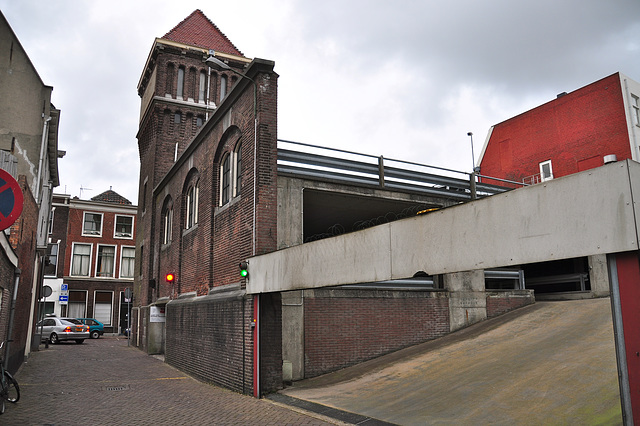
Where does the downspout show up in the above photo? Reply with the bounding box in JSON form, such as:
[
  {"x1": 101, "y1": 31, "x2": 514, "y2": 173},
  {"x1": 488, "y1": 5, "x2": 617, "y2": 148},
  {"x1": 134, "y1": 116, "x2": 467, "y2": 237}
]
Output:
[
  {"x1": 4, "y1": 268, "x2": 21, "y2": 371},
  {"x1": 206, "y1": 66, "x2": 212, "y2": 120},
  {"x1": 36, "y1": 115, "x2": 52, "y2": 201}
]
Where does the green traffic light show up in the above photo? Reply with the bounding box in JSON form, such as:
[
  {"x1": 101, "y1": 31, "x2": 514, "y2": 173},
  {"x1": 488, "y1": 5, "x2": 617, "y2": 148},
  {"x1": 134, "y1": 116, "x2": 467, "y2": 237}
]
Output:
[{"x1": 240, "y1": 269, "x2": 248, "y2": 277}]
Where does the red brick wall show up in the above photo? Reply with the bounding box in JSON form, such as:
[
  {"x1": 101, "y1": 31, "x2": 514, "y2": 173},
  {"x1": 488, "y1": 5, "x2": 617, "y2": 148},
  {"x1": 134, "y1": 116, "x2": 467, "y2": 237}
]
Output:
[
  {"x1": 486, "y1": 290, "x2": 535, "y2": 318},
  {"x1": 480, "y1": 73, "x2": 631, "y2": 184},
  {"x1": 304, "y1": 290, "x2": 450, "y2": 378}
]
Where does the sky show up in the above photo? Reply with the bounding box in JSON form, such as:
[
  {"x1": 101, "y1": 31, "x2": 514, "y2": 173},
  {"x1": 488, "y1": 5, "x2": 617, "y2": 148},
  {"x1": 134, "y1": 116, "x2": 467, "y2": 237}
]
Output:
[{"x1": 1, "y1": 1, "x2": 639, "y2": 204}]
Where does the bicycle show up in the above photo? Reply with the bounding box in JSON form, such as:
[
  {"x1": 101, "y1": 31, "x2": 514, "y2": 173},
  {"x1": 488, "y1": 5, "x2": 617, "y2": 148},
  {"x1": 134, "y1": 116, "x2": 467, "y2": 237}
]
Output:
[{"x1": 0, "y1": 341, "x2": 20, "y2": 415}]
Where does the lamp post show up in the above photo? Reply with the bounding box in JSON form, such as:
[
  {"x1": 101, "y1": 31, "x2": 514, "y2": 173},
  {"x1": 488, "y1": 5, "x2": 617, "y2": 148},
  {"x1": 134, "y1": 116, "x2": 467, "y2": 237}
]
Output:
[
  {"x1": 205, "y1": 53, "x2": 258, "y2": 256},
  {"x1": 467, "y1": 132, "x2": 477, "y2": 200}
]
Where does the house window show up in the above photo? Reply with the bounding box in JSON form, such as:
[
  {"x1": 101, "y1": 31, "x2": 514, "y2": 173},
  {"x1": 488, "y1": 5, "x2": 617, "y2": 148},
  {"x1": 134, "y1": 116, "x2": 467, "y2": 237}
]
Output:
[
  {"x1": 220, "y1": 154, "x2": 231, "y2": 206},
  {"x1": 96, "y1": 245, "x2": 116, "y2": 278},
  {"x1": 44, "y1": 243, "x2": 58, "y2": 277},
  {"x1": 220, "y1": 74, "x2": 227, "y2": 100},
  {"x1": 196, "y1": 116, "x2": 203, "y2": 127},
  {"x1": 632, "y1": 94, "x2": 640, "y2": 127},
  {"x1": 120, "y1": 246, "x2": 135, "y2": 279},
  {"x1": 48, "y1": 207, "x2": 55, "y2": 234},
  {"x1": 539, "y1": 160, "x2": 554, "y2": 181},
  {"x1": 199, "y1": 71, "x2": 206, "y2": 103},
  {"x1": 94, "y1": 291, "x2": 113, "y2": 326},
  {"x1": 234, "y1": 143, "x2": 242, "y2": 197},
  {"x1": 142, "y1": 180, "x2": 147, "y2": 213},
  {"x1": 68, "y1": 290, "x2": 87, "y2": 318},
  {"x1": 71, "y1": 243, "x2": 92, "y2": 277},
  {"x1": 177, "y1": 66, "x2": 185, "y2": 99},
  {"x1": 186, "y1": 182, "x2": 199, "y2": 229},
  {"x1": 82, "y1": 212, "x2": 103, "y2": 236},
  {"x1": 162, "y1": 201, "x2": 173, "y2": 245},
  {"x1": 174, "y1": 112, "x2": 181, "y2": 124},
  {"x1": 114, "y1": 215, "x2": 134, "y2": 239}
]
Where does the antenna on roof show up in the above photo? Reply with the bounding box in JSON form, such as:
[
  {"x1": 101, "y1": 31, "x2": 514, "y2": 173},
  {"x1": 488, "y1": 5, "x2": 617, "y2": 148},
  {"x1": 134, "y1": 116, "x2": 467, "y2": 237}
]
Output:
[{"x1": 80, "y1": 185, "x2": 92, "y2": 199}]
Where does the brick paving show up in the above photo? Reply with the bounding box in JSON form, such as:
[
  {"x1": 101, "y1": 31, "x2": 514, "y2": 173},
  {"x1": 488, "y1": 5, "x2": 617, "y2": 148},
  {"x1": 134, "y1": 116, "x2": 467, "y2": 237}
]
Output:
[{"x1": 2, "y1": 336, "x2": 339, "y2": 425}]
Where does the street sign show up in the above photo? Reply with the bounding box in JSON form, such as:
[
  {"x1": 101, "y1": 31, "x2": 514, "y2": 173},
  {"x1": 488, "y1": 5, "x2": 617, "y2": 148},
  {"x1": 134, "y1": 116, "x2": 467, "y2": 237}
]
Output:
[
  {"x1": 0, "y1": 168, "x2": 23, "y2": 231},
  {"x1": 42, "y1": 285, "x2": 52, "y2": 298},
  {"x1": 61, "y1": 284, "x2": 68, "y2": 291},
  {"x1": 59, "y1": 295, "x2": 68, "y2": 302}
]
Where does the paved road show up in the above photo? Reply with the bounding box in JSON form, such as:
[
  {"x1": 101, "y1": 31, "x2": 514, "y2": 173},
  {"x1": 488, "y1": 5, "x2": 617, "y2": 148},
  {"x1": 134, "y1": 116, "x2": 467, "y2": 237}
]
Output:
[
  {"x1": 3, "y1": 336, "x2": 340, "y2": 426},
  {"x1": 281, "y1": 298, "x2": 623, "y2": 425}
]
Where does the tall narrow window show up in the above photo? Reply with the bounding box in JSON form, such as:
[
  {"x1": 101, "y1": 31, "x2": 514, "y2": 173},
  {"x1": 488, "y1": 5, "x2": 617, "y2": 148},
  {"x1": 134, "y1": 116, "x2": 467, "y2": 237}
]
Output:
[
  {"x1": 221, "y1": 155, "x2": 231, "y2": 205},
  {"x1": 177, "y1": 67, "x2": 185, "y2": 99},
  {"x1": 186, "y1": 182, "x2": 199, "y2": 229},
  {"x1": 71, "y1": 243, "x2": 92, "y2": 277},
  {"x1": 220, "y1": 75, "x2": 227, "y2": 100},
  {"x1": 120, "y1": 247, "x2": 136, "y2": 279},
  {"x1": 96, "y1": 245, "x2": 116, "y2": 278},
  {"x1": 165, "y1": 64, "x2": 175, "y2": 97},
  {"x1": 188, "y1": 68, "x2": 197, "y2": 101},
  {"x1": 234, "y1": 143, "x2": 242, "y2": 197},
  {"x1": 141, "y1": 180, "x2": 147, "y2": 213},
  {"x1": 539, "y1": 160, "x2": 554, "y2": 182},
  {"x1": 94, "y1": 291, "x2": 113, "y2": 326},
  {"x1": 632, "y1": 94, "x2": 640, "y2": 126},
  {"x1": 199, "y1": 71, "x2": 206, "y2": 103},
  {"x1": 162, "y1": 201, "x2": 173, "y2": 244},
  {"x1": 48, "y1": 207, "x2": 55, "y2": 234}
]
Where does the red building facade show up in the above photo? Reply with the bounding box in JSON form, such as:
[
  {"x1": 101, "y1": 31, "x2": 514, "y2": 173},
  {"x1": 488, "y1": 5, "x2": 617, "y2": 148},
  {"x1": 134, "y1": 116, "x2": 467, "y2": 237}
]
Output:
[{"x1": 478, "y1": 72, "x2": 640, "y2": 185}]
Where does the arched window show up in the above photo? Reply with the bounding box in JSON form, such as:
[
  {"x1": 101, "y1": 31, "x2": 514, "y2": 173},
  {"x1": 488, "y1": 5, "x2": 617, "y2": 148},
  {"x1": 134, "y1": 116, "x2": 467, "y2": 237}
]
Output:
[
  {"x1": 188, "y1": 67, "x2": 197, "y2": 101},
  {"x1": 177, "y1": 66, "x2": 185, "y2": 100},
  {"x1": 165, "y1": 63, "x2": 175, "y2": 97},
  {"x1": 220, "y1": 153, "x2": 231, "y2": 206},
  {"x1": 186, "y1": 181, "x2": 199, "y2": 229},
  {"x1": 162, "y1": 198, "x2": 173, "y2": 245},
  {"x1": 220, "y1": 74, "x2": 227, "y2": 101},
  {"x1": 199, "y1": 71, "x2": 206, "y2": 103},
  {"x1": 234, "y1": 142, "x2": 242, "y2": 197}
]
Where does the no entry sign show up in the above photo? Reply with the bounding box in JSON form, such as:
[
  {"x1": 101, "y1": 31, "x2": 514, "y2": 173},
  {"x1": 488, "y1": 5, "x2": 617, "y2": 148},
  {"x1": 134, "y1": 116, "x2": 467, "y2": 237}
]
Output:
[{"x1": 0, "y1": 168, "x2": 23, "y2": 231}]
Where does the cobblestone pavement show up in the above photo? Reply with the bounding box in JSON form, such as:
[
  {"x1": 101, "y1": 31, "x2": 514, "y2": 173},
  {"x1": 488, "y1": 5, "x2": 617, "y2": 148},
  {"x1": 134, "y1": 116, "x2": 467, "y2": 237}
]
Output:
[{"x1": 2, "y1": 336, "x2": 339, "y2": 426}]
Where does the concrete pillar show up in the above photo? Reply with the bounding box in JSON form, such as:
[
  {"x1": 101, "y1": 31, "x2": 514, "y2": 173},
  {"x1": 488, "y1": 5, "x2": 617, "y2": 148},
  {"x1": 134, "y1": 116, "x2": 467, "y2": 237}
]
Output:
[
  {"x1": 588, "y1": 254, "x2": 610, "y2": 297},
  {"x1": 281, "y1": 290, "x2": 304, "y2": 381},
  {"x1": 443, "y1": 269, "x2": 486, "y2": 332}
]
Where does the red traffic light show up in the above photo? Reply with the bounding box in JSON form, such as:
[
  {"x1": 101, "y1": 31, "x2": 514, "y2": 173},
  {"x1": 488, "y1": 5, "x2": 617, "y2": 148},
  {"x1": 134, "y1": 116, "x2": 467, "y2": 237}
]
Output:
[{"x1": 165, "y1": 273, "x2": 175, "y2": 282}]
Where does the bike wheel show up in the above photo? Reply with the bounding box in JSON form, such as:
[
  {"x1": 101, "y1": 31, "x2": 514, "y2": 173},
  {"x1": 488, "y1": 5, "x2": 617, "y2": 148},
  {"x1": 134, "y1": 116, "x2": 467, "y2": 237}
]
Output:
[{"x1": 3, "y1": 372, "x2": 19, "y2": 403}]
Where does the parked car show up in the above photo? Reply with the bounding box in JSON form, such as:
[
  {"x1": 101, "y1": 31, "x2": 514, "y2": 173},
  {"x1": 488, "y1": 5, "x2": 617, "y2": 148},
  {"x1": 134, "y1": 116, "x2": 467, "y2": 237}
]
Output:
[
  {"x1": 76, "y1": 318, "x2": 105, "y2": 339},
  {"x1": 37, "y1": 317, "x2": 89, "y2": 344}
]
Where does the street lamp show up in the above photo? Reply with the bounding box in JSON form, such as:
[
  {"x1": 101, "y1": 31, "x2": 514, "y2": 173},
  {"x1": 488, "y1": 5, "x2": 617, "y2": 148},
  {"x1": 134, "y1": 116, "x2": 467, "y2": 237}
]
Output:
[{"x1": 205, "y1": 52, "x2": 258, "y2": 257}]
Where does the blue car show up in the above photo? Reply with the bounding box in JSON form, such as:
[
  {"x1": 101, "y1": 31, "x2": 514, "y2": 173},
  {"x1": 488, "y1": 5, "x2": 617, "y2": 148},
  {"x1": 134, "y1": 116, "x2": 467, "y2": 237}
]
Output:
[{"x1": 77, "y1": 318, "x2": 105, "y2": 339}]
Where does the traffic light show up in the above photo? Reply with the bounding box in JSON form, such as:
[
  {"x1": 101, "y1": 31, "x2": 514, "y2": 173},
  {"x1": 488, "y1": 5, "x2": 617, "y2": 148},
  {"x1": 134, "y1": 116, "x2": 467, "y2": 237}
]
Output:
[
  {"x1": 165, "y1": 273, "x2": 175, "y2": 282},
  {"x1": 239, "y1": 261, "x2": 248, "y2": 278}
]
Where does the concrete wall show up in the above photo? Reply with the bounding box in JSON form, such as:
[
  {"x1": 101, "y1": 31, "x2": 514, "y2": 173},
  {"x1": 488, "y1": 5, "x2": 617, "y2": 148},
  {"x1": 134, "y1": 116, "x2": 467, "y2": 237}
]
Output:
[{"x1": 249, "y1": 160, "x2": 640, "y2": 294}]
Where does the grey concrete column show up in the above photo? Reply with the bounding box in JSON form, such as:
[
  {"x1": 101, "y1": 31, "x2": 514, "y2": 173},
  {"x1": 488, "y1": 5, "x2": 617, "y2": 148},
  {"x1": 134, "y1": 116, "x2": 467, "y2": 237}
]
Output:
[
  {"x1": 588, "y1": 254, "x2": 611, "y2": 297},
  {"x1": 281, "y1": 290, "x2": 304, "y2": 381},
  {"x1": 443, "y1": 269, "x2": 486, "y2": 332}
]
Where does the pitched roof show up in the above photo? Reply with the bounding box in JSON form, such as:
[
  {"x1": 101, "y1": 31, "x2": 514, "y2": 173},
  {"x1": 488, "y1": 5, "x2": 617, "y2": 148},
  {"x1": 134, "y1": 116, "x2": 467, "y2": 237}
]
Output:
[
  {"x1": 91, "y1": 189, "x2": 132, "y2": 205},
  {"x1": 162, "y1": 10, "x2": 243, "y2": 57}
]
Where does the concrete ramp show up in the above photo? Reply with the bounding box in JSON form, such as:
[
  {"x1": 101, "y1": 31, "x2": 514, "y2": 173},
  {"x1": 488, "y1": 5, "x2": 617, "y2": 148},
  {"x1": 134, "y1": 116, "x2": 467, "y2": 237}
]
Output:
[{"x1": 280, "y1": 298, "x2": 622, "y2": 425}]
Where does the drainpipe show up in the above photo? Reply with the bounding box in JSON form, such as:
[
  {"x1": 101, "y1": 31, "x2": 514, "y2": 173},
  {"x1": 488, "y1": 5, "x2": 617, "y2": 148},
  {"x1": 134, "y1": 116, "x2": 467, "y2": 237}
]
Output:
[
  {"x1": 36, "y1": 115, "x2": 52, "y2": 201},
  {"x1": 4, "y1": 268, "x2": 21, "y2": 371}
]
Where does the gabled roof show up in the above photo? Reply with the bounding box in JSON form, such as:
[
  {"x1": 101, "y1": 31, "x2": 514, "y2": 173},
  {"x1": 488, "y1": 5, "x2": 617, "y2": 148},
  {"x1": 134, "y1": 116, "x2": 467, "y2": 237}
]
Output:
[
  {"x1": 91, "y1": 189, "x2": 132, "y2": 205},
  {"x1": 162, "y1": 10, "x2": 243, "y2": 57}
]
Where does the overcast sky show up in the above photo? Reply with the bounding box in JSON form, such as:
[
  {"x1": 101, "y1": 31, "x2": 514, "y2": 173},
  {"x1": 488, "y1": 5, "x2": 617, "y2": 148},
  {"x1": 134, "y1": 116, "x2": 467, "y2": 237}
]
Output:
[{"x1": 1, "y1": 1, "x2": 639, "y2": 203}]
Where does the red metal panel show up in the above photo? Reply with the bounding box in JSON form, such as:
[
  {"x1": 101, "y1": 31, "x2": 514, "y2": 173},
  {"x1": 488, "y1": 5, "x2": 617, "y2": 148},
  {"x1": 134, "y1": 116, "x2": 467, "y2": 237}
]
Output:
[{"x1": 616, "y1": 251, "x2": 640, "y2": 421}]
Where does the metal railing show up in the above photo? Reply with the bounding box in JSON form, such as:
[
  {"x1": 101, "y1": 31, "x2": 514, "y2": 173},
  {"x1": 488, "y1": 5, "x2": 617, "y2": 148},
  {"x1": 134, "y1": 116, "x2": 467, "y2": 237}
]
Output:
[{"x1": 277, "y1": 140, "x2": 519, "y2": 200}]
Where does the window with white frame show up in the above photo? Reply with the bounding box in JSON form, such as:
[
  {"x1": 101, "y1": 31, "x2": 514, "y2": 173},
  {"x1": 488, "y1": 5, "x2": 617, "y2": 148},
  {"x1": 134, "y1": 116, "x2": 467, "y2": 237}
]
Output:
[
  {"x1": 48, "y1": 207, "x2": 55, "y2": 234},
  {"x1": 199, "y1": 71, "x2": 206, "y2": 103},
  {"x1": 120, "y1": 246, "x2": 135, "y2": 279},
  {"x1": 96, "y1": 245, "x2": 116, "y2": 278},
  {"x1": 539, "y1": 160, "x2": 554, "y2": 181},
  {"x1": 94, "y1": 291, "x2": 113, "y2": 326},
  {"x1": 186, "y1": 182, "x2": 199, "y2": 229},
  {"x1": 234, "y1": 143, "x2": 242, "y2": 197},
  {"x1": 71, "y1": 243, "x2": 92, "y2": 277},
  {"x1": 220, "y1": 74, "x2": 227, "y2": 100},
  {"x1": 220, "y1": 154, "x2": 231, "y2": 206},
  {"x1": 44, "y1": 243, "x2": 58, "y2": 277},
  {"x1": 82, "y1": 212, "x2": 103, "y2": 236},
  {"x1": 162, "y1": 199, "x2": 173, "y2": 245},
  {"x1": 114, "y1": 215, "x2": 134, "y2": 239},
  {"x1": 632, "y1": 94, "x2": 640, "y2": 127}
]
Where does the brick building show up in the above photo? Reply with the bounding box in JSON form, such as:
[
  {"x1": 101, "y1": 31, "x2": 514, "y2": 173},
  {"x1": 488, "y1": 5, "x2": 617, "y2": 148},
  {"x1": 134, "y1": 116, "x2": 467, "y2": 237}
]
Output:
[
  {"x1": 478, "y1": 72, "x2": 640, "y2": 184},
  {"x1": 43, "y1": 191, "x2": 136, "y2": 335},
  {"x1": 0, "y1": 11, "x2": 64, "y2": 374},
  {"x1": 133, "y1": 10, "x2": 536, "y2": 397}
]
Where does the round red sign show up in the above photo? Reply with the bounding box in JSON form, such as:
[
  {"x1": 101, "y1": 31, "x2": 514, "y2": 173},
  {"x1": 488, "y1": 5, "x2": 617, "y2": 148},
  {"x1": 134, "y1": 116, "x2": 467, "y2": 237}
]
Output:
[{"x1": 0, "y1": 169, "x2": 24, "y2": 231}]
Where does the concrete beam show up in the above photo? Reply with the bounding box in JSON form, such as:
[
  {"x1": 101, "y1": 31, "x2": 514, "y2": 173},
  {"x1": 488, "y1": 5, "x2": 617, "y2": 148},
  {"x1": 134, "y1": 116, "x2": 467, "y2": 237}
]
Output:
[{"x1": 247, "y1": 160, "x2": 640, "y2": 294}]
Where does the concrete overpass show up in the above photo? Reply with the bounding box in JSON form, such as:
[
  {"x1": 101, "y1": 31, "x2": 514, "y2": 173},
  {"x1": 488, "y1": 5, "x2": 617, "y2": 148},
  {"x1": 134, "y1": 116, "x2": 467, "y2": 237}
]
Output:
[{"x1": 248, "y1": 159, "x2": 640, "y2": 423}]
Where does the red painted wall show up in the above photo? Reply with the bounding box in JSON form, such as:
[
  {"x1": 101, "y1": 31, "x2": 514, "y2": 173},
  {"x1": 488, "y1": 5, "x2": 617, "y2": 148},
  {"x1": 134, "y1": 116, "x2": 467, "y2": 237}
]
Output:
[{"x1": 480, "y1": 73, "x2": 632, "y2": 184}]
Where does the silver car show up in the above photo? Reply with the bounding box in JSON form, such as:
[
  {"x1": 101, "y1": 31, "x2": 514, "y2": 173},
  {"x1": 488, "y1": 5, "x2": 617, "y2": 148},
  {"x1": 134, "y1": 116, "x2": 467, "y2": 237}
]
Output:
[{"x1": 37, "y1": 317, "x2": 90, "y2": 344}]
